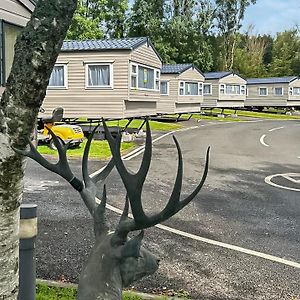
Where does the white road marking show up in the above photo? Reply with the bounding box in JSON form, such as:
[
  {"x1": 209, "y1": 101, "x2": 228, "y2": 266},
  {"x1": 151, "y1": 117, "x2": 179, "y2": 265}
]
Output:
[
  {"x1": 260, "y1": 134, "x2": 269, "y2": 147},
  {"x1": 100, "y1": 202, "x2": 300, "y2": 269},
  {"x1": 265, "y1": 173, "x2": 300, "y2": 192},
  {"x1": 269, "y1": 126, "x2": 284, "y2": 132},
  {"x1": 92, "y1": 120, "x2": 300, "y2": 269}
]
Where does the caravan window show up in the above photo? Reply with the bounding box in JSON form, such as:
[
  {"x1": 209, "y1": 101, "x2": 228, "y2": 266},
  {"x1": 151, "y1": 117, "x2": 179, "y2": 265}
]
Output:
[
  {"x1": 48, "y1": 65, "x2": 68, "y2": 88},
  {"x1": 86, "y1": 64, "x2": 113, "y2": 88},
  {"x1": 130, "y1": 63, "x2": 160, "y2": 91},
  {"x1": 1, "y1": 22, "x2": 22, "y2": 85},
  {"x1": 259, "y1": 87, "x2": 268, "y2": 96},
  {"x1": 160, "y1": 81, "x2": 169, "y2": 95},
  {"x1": 273, "y1": 87, "x2": 283, "y2": 96}
]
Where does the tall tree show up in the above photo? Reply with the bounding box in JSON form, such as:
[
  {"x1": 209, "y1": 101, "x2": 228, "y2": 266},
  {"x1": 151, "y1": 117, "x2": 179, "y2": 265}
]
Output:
[
  {"x1": 214, "y1": 0, "x2": 256, "y2": 70},
  {"x1": 233, "y1": 29, "x2": 267, "y2": 77},
  {"x1": 67, "y1": 0, "x2": 128, "y2": 40},
  {"x1": 270, "y1": 29, "x2": 300, "y2": 76},
  {"x1": 128, "y1": 0, "x2": 164, "y2": 38},
  {"x1": 66, "y1": 1, "x2": 104, "y2": 40},
  {"x1": 0, "y1": 1, "x2": 77, "y2": 299}
]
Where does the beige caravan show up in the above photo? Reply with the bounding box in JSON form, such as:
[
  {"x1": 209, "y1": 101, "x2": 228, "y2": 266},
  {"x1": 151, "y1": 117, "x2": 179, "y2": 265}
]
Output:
[
  {"x1": 0, "y1": 0, "x2": 34, "y2": 92},
  {"x1": 43, "y1": 37, "x2": 162, "y2": 119},
  {"x1": 203, "y1": 72, "x2": 246, "y2": 108},
  {"x1": 158, "y1": 64, "x2": 204, "y2": 114},
  {"x1": 246, "y1": 76, "x2": 298, "y2": 108}
]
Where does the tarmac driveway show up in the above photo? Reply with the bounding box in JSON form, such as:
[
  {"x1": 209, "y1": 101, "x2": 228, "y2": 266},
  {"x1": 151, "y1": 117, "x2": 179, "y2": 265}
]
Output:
[{"x1": 23, "y1": 119, "x2": 300, "y2": 300}]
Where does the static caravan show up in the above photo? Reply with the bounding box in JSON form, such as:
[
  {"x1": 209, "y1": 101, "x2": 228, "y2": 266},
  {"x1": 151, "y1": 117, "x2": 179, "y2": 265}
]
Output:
[
  {"x1": 0, "y1": 0, "x2": 34, "y2": 93},
  {"x1": 246, "y1": 76, "x2": 298, "y2": 108},
  {"x1": 158, "y1": 63, "x2": 204, "y2": 114},
  {"x1": 203, "y1": 71, "x2": 246, "y2": 108},
  {"x1": 288, "y1": 78, "x2": 300, "y2": 107},
  {"x1": 43, "y1": 37, "x2": 162, "y2": 119}
]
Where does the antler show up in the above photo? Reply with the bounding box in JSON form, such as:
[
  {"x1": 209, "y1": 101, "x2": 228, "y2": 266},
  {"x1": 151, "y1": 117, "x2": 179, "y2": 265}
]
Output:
[
  {"x1": 13, "y1": 125, "x2": 115, "y2": 236},
  {"x1": 103, "y1": 119, "x2": 210, "y2": 237}
]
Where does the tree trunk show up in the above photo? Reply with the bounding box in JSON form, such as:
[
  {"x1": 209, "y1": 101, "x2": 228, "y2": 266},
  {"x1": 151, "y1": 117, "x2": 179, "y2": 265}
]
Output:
[{"x1": 0, "y1": 0, "x2": 77, "y2": 298}]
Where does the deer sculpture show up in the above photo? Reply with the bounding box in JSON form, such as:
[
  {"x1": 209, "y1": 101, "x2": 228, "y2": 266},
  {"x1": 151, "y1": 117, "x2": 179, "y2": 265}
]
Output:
[{"x1": 14, "y1": 119, "x2": 209, "y2": 300}]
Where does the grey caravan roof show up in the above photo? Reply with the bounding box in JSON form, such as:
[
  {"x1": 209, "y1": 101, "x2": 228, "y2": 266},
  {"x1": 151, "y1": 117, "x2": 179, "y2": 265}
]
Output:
[
  {"x1": 162, "y1": 63, "x2": 203, "y2": 76},
  {"x1": 247, "y1": 76, "x2": 298, "y2": 85},
  {"x1": 61, "y1": 37, "x2": 163, "y2": 62},
  {"x1": 204, "y1": 71, "x2": 233, "y2": 80}
]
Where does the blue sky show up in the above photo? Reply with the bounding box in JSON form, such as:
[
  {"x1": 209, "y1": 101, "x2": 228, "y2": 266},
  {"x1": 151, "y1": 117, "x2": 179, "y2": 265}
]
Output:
[{"x1": 242, "y1": 0, "x2": 300, "y2": 35}]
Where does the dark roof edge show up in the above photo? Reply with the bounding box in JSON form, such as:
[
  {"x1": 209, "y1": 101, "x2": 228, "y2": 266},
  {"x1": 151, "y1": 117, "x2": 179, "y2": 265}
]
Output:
[
  {"x1": 163, "y1": 63, "x2": 204, "y2": 76},
  {"x1": 247, "y1": 76, "x2": 298, "y2": 85},
  {"x1": 18, "y1": 0, "x2": 35, "y2": 13},
  {"x1": 191, "y1": 64, "x2": 205, "y2": 77},
  {"x1": 61, "y1": 47, "x2": 132, "y2": 53},
  {"x1": 144, "y1": 37, "x2": 163, "y2": 63}
]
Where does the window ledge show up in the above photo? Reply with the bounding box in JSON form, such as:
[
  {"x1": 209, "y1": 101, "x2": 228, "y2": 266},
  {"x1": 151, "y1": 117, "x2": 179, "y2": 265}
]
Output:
[
  {"x1": 85, "y1": 86, "x2": 114, "y2": 90},
  {"x1": 47, "y1": 87, "x2": 68, "y2": 90}
]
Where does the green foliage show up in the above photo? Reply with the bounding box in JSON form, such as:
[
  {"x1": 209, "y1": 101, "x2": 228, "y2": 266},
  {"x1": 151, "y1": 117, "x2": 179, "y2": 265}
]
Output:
[
  {"x1": 66, "y1": 2, "x2": 104, "y2": 40},
  {"x1": 269, "y1": 30, "x2": 300, "y2": 76},
  {"x1": 38, "y1": 139, "x2": 135, "y2": 158},
  {"x1": 214, "y1": 0, "x2": 257, "y2": 70},
  {"x1": 233, "y1": 30, "x2": 267, "y2": 77},
  {"x1": 67, "y1": 0, "x2": 128, "y2": 40},
  {"x1": 36, "y1": 284, "x2": 170, "y2": 299},
  {"x1": 128, "y1": 0, "x2": 214, "y2": 71},
  {"x1": 66, "y1": 0, "x2": 300, "y2": 78}
]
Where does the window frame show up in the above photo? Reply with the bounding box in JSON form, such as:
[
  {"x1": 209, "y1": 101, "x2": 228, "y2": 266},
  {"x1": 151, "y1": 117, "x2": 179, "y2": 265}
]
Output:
[
  {"x1": 85, "y1": 62, "x2": 113, "y2": 89},
  {"x1": 241, "y1": 85, "x2": 246, "y2": 95},
  {"x1": 178, "y1": 81, "x2": 203, "y2": 96},
  {"x1": 203, "y1": 83, "x2": 212, "y2": 95},
  {"x1": 292, "y1": 87, "x2": 300, "y2": 96},
  {"x1": 160, "y1": 80, "x2": 169, "y2": 96},
  {"x1": 225, "y1": 84, "x2": 241, "y2": 95},
  {"x1": 130, "y1": 62, "x2": 160, "y2": 92},
  {"x1": 273, "y1": 87, "x2": 283, "y2": 96},
  {"x1": 259, "y1": 87, "x2": 268, "y2": 97},
  {"x1": 219, "y1": 84, "x2": 225, "y2": 94},
  {"x1": 1, "y1": 20, "x2": 23, "y2": 86},
  {"x1": 48, "y1": 64, "x2": 68, "y2": 89}
]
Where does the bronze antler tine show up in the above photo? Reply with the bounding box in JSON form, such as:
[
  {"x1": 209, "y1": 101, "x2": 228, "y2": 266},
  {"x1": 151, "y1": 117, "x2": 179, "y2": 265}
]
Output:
[
  {"x1": 135, "y1": 119, "x2": 152, "y2": 187},
  {"x1": 82, "y1": 124, "x2": 101, "y2": 186},
  {"x1": 91, "y1": 131, "x2": 119, "y2": 184},
  {"x1": 130, "y1": 135, "x2": 184, "y2": 229},
  {"x1": 46, "y1": 126, "x2": 67, "y2": 156},
  {"x1": 155, "y1": 135, "x2": 183, "y2": 220},
  {"x1": 94, "y1": 184, "x2": 108, "y2": 237},
  {"x1": 13, "y1": 131, "x2": 84, "y2": 192},
  {"x1": 102, "y1": 119, "x2": 132, "y2": 185},
  {"x1": 119, "y1": 195, "x2": 129, "y2": 223},
  {"x1": 12, "y1": 138, "x2": 59, "y2": 174},
  {"x1": 178, "y1": 146, "x2": 210, "y2": 209}
]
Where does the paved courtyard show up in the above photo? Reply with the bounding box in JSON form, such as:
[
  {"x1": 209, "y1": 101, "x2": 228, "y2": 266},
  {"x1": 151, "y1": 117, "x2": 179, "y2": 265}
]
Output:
[{"x1": 23, "y1": 119, "x2": 300, "y2": 299}]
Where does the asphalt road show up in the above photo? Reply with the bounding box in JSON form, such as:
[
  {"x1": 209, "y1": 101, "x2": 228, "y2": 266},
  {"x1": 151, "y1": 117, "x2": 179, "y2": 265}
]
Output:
[{"x1": 23, "y1": 119, "x2": 300, "y2": 300}]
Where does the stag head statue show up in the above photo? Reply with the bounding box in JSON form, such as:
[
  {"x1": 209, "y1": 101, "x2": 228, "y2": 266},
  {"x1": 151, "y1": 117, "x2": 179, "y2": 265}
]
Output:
[{"x1": 14, "y1": 120, "x2": 209, "y2": 300}]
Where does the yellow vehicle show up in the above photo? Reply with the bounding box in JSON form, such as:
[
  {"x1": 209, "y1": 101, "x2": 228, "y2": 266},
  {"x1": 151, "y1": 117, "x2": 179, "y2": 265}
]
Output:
[{"x1": 37, "y1": 107, "x2": 84, "y2": 149}]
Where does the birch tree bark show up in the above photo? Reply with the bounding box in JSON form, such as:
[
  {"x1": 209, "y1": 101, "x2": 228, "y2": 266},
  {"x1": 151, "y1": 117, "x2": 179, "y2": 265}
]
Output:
[{"x1": 0, "y1": 1, "x2": 77, "y2": 299}]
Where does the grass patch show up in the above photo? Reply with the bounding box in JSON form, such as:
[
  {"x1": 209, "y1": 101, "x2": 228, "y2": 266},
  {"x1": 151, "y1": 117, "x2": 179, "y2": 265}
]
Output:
[
  {"x1": 36, "y1": 284, "x2": 169, "y2": 300},
  {"x1": 37, "y1": 139, "x2": 135, "y2": 159},
  {"x1": 107, "y1": 119, "x2": 182, "y2": 131},
  {"x1": 76, "y1": 118, "x2": 182, "y2": 131},
  {"x1": 202, "y1": 108, "x2": 300, "y2": 120}
]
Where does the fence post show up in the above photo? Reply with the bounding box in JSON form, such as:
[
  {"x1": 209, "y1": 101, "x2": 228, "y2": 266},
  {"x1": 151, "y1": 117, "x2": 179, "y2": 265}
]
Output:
[{"x1": 18, "y1": 204, "x2": 38, "y2": 300}]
